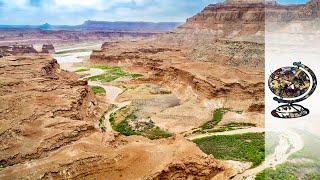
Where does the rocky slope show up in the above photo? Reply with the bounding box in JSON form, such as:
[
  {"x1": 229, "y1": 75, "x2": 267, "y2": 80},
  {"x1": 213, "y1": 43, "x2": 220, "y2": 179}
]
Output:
[
  {"x1": 90, "y1": 0, "x2": 266, "y2": 114},
  {"x1": 177, "y1": 0, "x2": 265, "y2": 43},
  {"x1": 0, "y1": 56, "x2": 239, "y2": 179},
  {"x1": 90, "y1": 0, "x2": 316, "y2": 130},
  {"x1": 91, "y1": 40, "x2": 265, "y2": 129},
  {"x1": 152, "y1": 0, "x2": 265, "y2": 69},
  {"x1": 92, "y1": 41, "x2": 264, "y2": 102},
  {"x1": 41, "y1": 44, "x2": 55, "y2": 53},
  {"x1": 0, "y1": 56, "x2": 103, "y2": 166}
]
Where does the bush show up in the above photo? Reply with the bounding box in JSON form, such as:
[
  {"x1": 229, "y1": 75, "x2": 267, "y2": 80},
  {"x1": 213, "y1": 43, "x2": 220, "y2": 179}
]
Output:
[
  {"x1": 202, "y1": 108, "x2": 230, "y2": 130},
  {"x1": 74, "y1": 68, "x2": 90, "y2": 72},
  {"x1": 110, "y1": 106, "x2": 171, "y2": 140},
  {"x1": 91, "y1": 86, "x2": 106, "y2": 95},
  {"x1": 193, "y1": 133, "x2": 265, "y2": 167},
  {"x1": 85, "y1": 65, "x2": 143, "y2": 82}
]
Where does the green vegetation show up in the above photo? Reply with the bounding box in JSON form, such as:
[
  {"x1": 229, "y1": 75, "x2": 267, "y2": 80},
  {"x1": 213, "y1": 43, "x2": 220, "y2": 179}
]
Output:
[
  {"x1": 91, "y1": 86, "x2": 106, "y2": 95},
  {"x1": 0, "y1": 160, "x2": 7, "y2": 170},
  {"x1": 159, "y1": 90, "x2": 172, "y2": 94},
  {"x1": 235, "y1": 110, "x2": 244, "y2": 114},
  {"x1": 143, "y1": 126, "x2": 172, "y2": 140},
  {"x1": 193, "y1": 133, "x2": 265, "y2": 167},
  {"x1": 74, "y1": 68, "x2": 90, "y2": 73},
  {"x1": 255, "y1": 170, "x2": 266, "y2": 180},
  {"x1": 256, "y1": 164, "x2": 302, "y2": 180},
  {"x1": 87, "y1": 74, "x2": 118, "y2": 82},
  {"x1": 109, "y1": 106, "x2": 171, "y2": 140},
  {"x1": 258, "y1": 162, "x2": 320, "y2": 180},
  {"x1": 201, "y1": 108, "x2": 246, "y2": 130},
  {"x1": 112, "y1": 109, "x2": 139, "y2": 136},
  {"x1": 186, "y1": 108, "x2": 254, "y2": 137},
  {"x1": 224, "y1": 122, "x2": 256, "y2": 127},
  {"x1": 191, "y1": 127, "x2": 240, "y2": 135},
  {"x1": 98, "y1": 114, "x2": 107, "y2": 132},
  {"x1": 307, "y1": 173, "x2": 320, "y2": 180},
  {"x1": 130, "y1": 74, "x2": 144, "y2": 78},
  {"x1": 84, "y1": 65, "x2": 143, "y2": 82},
  {"x1": 108, "y1": 104, "x2": 118, "y2": 111},
  {"x1": 256, "y1": 131, "x2": 320, "y2": 180},
  {"x1": 202, "y1": 108, "x2": 231, "y2": 130}
]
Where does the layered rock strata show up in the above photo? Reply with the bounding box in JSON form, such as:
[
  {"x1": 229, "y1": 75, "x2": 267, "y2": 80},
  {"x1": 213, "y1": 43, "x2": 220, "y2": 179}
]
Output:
[{"x1": 0, "y1": 56, "x2": 238, "y2": 179}]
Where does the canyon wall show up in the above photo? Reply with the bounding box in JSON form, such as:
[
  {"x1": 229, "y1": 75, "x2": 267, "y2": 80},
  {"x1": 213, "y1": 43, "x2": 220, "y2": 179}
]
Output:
[
  {"x1": 0, "y1": 56, "x2": 239, "y2": 179},
  {"x1": 0, "y1": 44, "x2": 55, "y2": 58},
  {"x1": 0, "y1": 30, "x2": 161, "y2": 46},
  {"x1": 177, "y1": 1, "x2": 265, "y2": 43},
  {"x1": 90, "y1": 0, "x2": 267, "y2": 113}
]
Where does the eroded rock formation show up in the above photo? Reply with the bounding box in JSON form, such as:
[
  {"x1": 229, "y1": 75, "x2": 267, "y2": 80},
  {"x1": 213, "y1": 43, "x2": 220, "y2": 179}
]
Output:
[
  {"x1": 177, "y1": 0, "x2": 265, "y2": 42},
  {"x1": 41, "y1": 44, "x2": 55, "y2": 53},
  {"x1": 0, "y1": 44, "x2": 56, "y2": 58},
  {"x1": 0, "y1": 56, "x2": 238, "y2": 179},
  {"x1": 90, "y1": 1, "x2": 267, "y2": 114},
  {"x1": 0, "y1": 45, "x2": 38, "y2": 58},
  {"x1": 0, "y1": 56, "x2": 102, "y2": 166},
  {"x1": 0, "y1": 30, "x2": 161, "y2": 46}
]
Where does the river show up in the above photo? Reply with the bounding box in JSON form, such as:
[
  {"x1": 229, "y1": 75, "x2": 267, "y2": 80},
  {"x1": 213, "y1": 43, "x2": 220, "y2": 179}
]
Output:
[
  {"x1": 53, "y1": 45, "x2": 131, "y2": 132},
  {"x1": 53, "y1": 45, "x2": 304, "y2": 180}
]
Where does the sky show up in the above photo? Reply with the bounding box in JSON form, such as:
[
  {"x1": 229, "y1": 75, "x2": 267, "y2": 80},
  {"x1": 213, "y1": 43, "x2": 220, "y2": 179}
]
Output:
[{"x1": 0, "y1": 0, "x2": 310, "y2": 25}]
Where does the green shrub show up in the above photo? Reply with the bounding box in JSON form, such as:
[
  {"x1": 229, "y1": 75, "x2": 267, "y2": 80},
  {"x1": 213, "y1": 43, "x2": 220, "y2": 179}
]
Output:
[
  {"x1": 110, "y1": 106, "x2": 171, "y2": 140},
  {"x1": 84, "y1": 65, "x2": 143, "y2": 82},
  {"x1": 142, "y1": 125, "x2": 172, "y2": 140},
  {"x1": 255, "y1": 170, "x2": 266, "y2": 180},
  {"x1": 257, "y1": 165, "x2": 296, "y2": 180},
  {"x1": 130, "y1": 74, "x2": 144, "y2": 78},
  {"x1": 98, "y1": 115, "x2": 107, "y2": 132},
  {"x1": 74, "y1": 68, "x2": 90, "y2": 72},
  {"x1": 0, "y1": 160, "x2": 7, "y2": 170},
  {"x1": 225, "y1": 122, "x2": 256, "y2": 127},
  {"x1": 202, "y1": 108, "x2": 230, "y2": 130},
  {"x1": 193, "y1": 133, "x2": 265, "y2": 167},
  {"x1": 114, "y1": 119, "x2": 139, "y2": 136},
  {"x1": 91, "y1": 86, "x2": 106, "y2": 95}
]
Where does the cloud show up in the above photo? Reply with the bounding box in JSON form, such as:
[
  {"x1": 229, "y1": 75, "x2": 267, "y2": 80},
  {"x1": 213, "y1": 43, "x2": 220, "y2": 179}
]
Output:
[{"x1": 0, "y1": 0, "x2": 223, "y2": 25}]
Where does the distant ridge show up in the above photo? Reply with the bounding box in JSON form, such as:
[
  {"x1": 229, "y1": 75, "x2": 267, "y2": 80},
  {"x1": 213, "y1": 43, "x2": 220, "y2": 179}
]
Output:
[{"x1": 0, "y1": 21, "x2": 183, "y2": 31}]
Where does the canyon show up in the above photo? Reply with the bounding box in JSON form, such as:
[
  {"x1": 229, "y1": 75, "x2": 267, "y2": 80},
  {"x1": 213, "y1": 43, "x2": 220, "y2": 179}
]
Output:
[
  {"x1": 0, "y1": 29, "x2": 161, "y2": 46},
  {"x1": 0, "y1": 56, "x2": 241, "y2": 179},
  {"x1": 1, "y1": 0, "x2": 319, "y2": 179}
]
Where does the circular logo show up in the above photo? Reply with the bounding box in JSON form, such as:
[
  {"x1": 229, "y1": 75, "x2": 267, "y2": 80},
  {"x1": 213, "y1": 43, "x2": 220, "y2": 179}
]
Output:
[{"x1": 268, "y1": 67, "x2": 310, "y2": 99}]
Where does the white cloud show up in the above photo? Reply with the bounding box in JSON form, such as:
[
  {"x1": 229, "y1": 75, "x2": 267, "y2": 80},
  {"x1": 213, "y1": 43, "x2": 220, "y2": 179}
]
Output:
[
  {"x1": 51, "y1": 0, "x2": 147, "y2": 10},
  {"x1": 53, "y1": 0, "x2": 104, "y2": 8},
  {"x1": 0, "y1": 0, "x2": 221, "y2": 25},
  {"x1": 1, "y1": 0, "x2": 29, "y2": 8}
]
